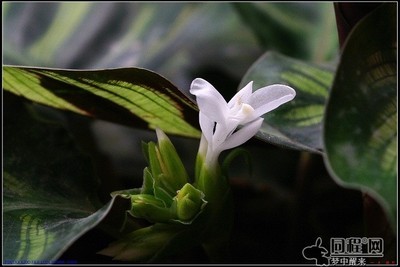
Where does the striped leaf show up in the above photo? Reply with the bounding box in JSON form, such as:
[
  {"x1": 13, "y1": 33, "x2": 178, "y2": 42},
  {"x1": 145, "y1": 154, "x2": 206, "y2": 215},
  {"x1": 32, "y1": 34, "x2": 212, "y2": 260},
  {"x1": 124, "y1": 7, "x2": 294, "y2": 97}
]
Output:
[
  {"x1": 3, "y1": 66, "x2": 201, "y2": 138},
  {"x1": 323, "y1": 3, "x2": 397, "y2": 225},
  {"x1": 3, "y1": 95, "x2": 129, "y2": 262},
  {"x1": 240, "y1": 52, "x2": 335, "y2": 153},
  {"x1": 3, "y1": 193, "x2": 119, "y2": 263}
]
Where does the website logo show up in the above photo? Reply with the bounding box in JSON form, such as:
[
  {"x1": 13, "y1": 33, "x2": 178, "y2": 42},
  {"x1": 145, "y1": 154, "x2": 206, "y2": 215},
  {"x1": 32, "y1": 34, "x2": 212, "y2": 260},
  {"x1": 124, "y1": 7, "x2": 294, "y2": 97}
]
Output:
[{"x1": 302, "y1": 237, "x2": 384, "y2": 266}]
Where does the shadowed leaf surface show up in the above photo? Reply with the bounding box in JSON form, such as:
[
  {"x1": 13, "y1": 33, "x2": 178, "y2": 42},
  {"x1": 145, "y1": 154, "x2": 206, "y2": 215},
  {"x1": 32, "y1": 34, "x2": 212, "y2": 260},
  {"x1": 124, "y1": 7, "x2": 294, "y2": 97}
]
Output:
[
  {"x1": 323, "y1": 3, "x2": 397, "y2": 226},
  {"x1": 2, "y1": 93, "x2": 130, "y2": 262}
]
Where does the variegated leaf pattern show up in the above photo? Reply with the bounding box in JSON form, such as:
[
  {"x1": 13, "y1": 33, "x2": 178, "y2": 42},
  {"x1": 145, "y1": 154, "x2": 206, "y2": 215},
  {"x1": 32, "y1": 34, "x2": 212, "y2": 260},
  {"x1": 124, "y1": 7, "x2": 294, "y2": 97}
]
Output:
[
  {"x1": 240, "y1": 52, "x2": 335, "y2": 153},
  {"x1": 323, "y1": 3, "x2": 397, "y2": 226},
  {"x1": 3, "y1": 66, "x2": 201, "y2": 138}
]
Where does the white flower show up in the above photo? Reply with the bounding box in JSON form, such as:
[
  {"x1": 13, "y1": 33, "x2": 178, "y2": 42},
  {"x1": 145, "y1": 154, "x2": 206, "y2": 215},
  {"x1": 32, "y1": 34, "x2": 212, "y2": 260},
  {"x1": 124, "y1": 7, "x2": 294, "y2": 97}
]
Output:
[{"x1": 190, "y1": 78, "x2": 296, "y2": 167}]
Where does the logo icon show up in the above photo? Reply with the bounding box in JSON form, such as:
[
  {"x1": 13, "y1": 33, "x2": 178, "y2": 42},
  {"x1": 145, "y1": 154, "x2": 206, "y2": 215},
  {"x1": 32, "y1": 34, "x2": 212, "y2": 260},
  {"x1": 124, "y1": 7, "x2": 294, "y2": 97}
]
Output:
[
  {"x1": 302, "y1": 237, "x2": 385, "y2": 266},
  {"x1": 302, "y1": 237, "x2": 330, "y2": 266}
]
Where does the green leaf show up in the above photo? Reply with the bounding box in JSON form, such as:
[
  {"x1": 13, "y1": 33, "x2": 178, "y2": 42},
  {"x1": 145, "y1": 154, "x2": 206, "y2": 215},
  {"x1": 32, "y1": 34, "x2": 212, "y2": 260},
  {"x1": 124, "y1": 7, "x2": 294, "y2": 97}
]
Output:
[
  {"x1": 240, "y1": 52, "x2": 335, "y2": 153},
  {"x1": 323, "y1": 3, "x2": 397, "y2": 226},
  {"x1": 3, "y1": 66, "x2": 201, "y2": 138},
  {"x1": 3, "y1": 193, "x2": 122, "y2": 263},
  {"x1": 2, "y1": 93, "x2": 124, "y2": 262}
]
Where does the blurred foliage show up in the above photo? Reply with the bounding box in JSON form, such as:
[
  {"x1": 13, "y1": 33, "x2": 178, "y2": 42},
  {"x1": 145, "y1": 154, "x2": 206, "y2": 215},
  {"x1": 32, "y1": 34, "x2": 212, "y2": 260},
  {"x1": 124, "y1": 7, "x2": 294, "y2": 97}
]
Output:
[
  {"x1": 2, "y1": 2, "x2": 262, "y2": 90},
  {"x1": 233, "y1": 2, "x2": 338, "y2": 62}
]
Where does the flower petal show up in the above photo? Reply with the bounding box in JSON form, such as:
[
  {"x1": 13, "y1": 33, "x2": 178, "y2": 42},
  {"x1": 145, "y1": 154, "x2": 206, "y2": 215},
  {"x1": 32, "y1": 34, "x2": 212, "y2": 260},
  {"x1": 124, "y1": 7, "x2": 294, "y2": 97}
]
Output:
[
  {"x1": 190, "y1": 78, "x2": 229, "y2": 124},
  {"x1": 220, "y1": 118, "x2": 264, "y2": 151},
  {"x1": 199, "y1": 112, "x2": 214, "y2": 145},
  {"x1": 248, "y1": 84, "x2": 296, "y2": 117},
  {"x1": 212, "y1": 122, "x2": 231, "y2": 151},
  {"x1": 227, "y1": 81, "x2": 253, "y2": 108}
]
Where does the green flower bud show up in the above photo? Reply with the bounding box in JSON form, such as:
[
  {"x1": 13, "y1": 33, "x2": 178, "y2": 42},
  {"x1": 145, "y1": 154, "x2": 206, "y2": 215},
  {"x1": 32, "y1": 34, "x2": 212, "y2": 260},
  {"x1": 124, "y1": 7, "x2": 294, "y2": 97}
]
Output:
[
  {"x1": 140, "y1": 167, "x2": 155, "y2": 195},
  {"x1": 146, "y1": 141, "x2": 163, "y2": 182},
  {"x1": 155, "y1": 128, "x2": 188, "y2": 191},
  {"x1": 173, "y1": 183, "x2": 207, "y2": 222},
  {"x1": 142, "y1": 129, "x2": 189, "y2": 197},
  {"x1": 130, "y1": 194, "x2": 173, "y2": 223}
]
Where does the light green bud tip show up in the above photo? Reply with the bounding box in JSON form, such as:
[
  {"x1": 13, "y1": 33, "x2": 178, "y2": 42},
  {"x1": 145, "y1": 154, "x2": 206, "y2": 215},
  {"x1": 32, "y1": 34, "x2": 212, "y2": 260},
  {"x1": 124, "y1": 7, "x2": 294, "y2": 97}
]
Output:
[{"x1": 175, "y1": 183, "x2": 206, "y2": 221}]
